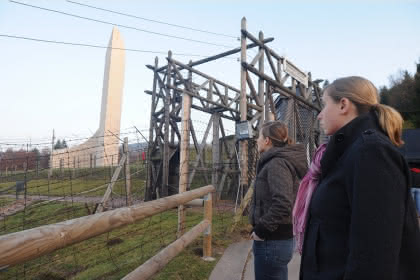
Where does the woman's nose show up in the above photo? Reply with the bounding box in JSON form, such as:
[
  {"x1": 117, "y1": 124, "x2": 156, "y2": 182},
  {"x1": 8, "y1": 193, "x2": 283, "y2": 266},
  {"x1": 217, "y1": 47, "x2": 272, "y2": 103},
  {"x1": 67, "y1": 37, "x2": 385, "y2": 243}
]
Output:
[{"x1": 317, "y1": 111, "x2": 323, "y2": 120}]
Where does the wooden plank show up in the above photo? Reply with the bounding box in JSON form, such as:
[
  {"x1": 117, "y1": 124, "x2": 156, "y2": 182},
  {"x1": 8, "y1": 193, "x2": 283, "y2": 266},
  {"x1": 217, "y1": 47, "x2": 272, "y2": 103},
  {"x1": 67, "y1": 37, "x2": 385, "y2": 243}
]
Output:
[
  {"x1": 169, "y1": 58, "x2": 241, "y2": 93},
  {"x1": 170, "y1": 85, "x2": 240, "y2": 114},
  {"x1": 258, "y1": 31, "x2": 265, "y2": 127},
  {"x1": 230, "y1": 183, "x2": 253, "y2": 232},
  {"x1": 250, "y1": 49, "x2": 263, "y2": 67},
  {"x1": 267, "y1": 85, "x2": 276, "y2": 121},
  {"x1": 241, "y1": 29, "x2": 283, "y2": 62},
  {"x1": 162, "y1": 51, "x2": 172, "y2": 197},
  {"x1": 0, "y1": 185, "x2": 215, "y2": 269},
  {"x1": 242, "y1": 62, "x2": 321, "y2": 112},
  {"x1": 246, "y1": 72, "x2": 261, "y2": 107},
  {"x1": 265, "y1": 48, "x2": 280, "y2": 82},
  {"x1": 188, "y1": 115, "x2": 214, "y2": 188},
  {"x1": 189, "y1": 120, "x2": 210, "y2": 185},
  {"x1": 212, "y1": 113, "x2": 220, "y2": 194},
  {"x1": 96, "y1": 153, "x2": 127, "y2": 213},
  {"x1": 123, "y1": 220, "x2": 210, "y2": 280},
  {"x1": 240, "y1": 17, "x2": 249, "y2": 189},
  {"x1": 281, "y1": 73, "x2": 290, "y2": 85},
  {"x1": 203, "y1": 193, "x2": 213, "y2": 260},
  {"x1": 178, "y1": 75, "x2": 192, "y2": 236},
  {"x1": 153, "y1": 37, "x2": 274, "y2": 72},
  {"x1": 124, "y1": 138, "x2": 132, "y2": 206}
]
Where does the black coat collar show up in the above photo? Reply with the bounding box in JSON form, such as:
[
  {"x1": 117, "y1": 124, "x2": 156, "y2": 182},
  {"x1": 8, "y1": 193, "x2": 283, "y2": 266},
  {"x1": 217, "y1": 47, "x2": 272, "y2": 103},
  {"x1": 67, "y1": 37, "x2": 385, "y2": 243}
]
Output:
[{"x1": 320, "y1": 110, "x2": 384, "y2": 179}]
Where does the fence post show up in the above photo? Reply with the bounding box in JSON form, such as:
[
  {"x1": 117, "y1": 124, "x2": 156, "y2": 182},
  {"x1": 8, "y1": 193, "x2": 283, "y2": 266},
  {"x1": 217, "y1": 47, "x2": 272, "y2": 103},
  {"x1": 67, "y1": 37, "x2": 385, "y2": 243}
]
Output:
[
  {"x1": 124, "y1": 137, "x2": 132, "y2": 206},
  {"x1": 203, "y1": 192, "x2": 214, "y2": 261}
]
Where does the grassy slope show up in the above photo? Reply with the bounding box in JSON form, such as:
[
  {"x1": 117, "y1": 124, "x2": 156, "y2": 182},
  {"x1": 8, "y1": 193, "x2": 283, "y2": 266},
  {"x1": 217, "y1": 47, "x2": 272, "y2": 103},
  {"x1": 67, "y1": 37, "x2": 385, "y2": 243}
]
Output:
[{"x1": 0, "y1": 198, "x2": 248, "y2": 280}]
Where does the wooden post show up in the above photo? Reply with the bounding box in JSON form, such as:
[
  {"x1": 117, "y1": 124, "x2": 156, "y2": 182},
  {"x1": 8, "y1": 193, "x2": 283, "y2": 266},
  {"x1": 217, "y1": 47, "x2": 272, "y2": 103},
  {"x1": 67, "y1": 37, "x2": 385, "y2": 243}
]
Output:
[
  {"x1": 177, "y1": 63, "x2": 192, "y2": 237},
  {"x1": 95, "y1": 153, "x2": 127, "y2": 213},
  {"x1": 291, "y1": 79, "x2": 297, "y2": 142},
  {"x1": 124, "y1": 137, "x2": 132, "y2": 206},
  {"x1": 0, "y1": 185, "x2": 215, "y2": 269},
  {"x1": 145, "y1": 57, "x2": 158, "y2": 201},
  {"x1": 212, "y1": 113, "x2": 221, "y2": 198},
  {"x1": 240, "y1": 17, "x2": 249, "y2": 194},
  {"x1": 122, "y1": 220, "x2": 210, "y2": 280},
  {"x1": 162, "y1": 51, "x2": 172, "y2": 198},
  {"x1": 230, "y1": 181, "x2": 254, "y2": 233},
  {"x1": 203, "y1": 193, "x2": 214, "y2": 261},
  {"x1": 258, "y1": 31, "x2": 266, "y2": 126}
]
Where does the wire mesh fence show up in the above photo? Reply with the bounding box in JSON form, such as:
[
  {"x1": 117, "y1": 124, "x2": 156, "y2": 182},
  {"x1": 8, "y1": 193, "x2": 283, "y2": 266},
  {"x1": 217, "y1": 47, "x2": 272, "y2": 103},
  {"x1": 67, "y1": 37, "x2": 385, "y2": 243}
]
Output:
[{"x1": 0, "y1": 126, "x2": 245, "y2": 280}]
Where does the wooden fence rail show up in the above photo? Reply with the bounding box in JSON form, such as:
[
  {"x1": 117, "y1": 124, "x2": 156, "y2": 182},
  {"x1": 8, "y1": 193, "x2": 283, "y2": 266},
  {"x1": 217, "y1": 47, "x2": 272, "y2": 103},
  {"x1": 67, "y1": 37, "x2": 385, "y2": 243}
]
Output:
[{"x1": 0, "y1": 185, "x2": 215, "y2": 271}]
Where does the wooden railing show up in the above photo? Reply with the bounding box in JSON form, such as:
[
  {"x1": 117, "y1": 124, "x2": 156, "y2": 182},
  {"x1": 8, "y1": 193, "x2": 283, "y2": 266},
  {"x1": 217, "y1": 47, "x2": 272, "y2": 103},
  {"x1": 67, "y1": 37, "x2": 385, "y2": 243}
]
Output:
[{"x1": 0, "y1": 185, "x2": 215, "y2": 279}]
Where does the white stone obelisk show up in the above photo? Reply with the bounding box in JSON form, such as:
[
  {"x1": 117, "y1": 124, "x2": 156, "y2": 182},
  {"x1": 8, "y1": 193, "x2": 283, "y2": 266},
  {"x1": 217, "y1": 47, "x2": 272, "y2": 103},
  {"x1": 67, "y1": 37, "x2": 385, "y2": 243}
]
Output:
[{"x1": 52, "y1": 27, "x2": 125, "y2": 168}]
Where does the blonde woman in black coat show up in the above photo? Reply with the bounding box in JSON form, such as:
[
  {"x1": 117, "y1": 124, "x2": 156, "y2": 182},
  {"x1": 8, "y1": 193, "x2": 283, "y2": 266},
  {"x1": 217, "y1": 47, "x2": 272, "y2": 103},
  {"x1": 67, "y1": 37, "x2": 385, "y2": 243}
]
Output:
[{"x1": 300, "y1": 76, "x2": 420, "y2": 280}]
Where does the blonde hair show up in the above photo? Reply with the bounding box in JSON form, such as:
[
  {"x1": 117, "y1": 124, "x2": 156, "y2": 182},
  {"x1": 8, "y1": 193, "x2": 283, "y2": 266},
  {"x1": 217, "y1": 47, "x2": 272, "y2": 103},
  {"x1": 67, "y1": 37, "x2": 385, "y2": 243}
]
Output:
[
  {"x1": 260, "y1": 121, "x2": 294, "y2": 146},
  {"x1": 325, "y1": 76, "x2": 404, "y2": 146}
]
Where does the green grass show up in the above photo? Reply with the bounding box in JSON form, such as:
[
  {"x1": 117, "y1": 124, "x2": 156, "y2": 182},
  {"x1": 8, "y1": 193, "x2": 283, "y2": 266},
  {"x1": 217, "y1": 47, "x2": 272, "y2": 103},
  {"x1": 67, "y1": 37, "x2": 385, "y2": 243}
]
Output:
[
  {"x1": 0, "y1": 200, "x2": 246, "y2": 280},
  {"x1": 0, "y1": 197, "x2": 15, "y2": 208}
]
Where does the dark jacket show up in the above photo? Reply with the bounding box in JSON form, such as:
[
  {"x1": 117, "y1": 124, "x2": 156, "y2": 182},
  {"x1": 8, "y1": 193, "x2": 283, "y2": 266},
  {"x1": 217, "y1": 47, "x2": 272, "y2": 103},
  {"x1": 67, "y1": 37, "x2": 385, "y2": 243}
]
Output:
[
  {"x1": 410, "y1": 168, "x2": 420, "y2": 188},
  {"x1": 300, "y1": 111, "x2": 420, "y2": 280},
  {"x1": 250, "y1": 144, "x2": 307, "y2": 240}
]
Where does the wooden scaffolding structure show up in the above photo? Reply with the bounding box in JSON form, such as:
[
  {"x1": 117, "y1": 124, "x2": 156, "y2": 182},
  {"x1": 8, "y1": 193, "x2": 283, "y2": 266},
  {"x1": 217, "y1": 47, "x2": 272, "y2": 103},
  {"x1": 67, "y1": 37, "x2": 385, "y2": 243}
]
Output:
[{"x1": 144, "y1": 18, "x2": 323, "y2": 232}]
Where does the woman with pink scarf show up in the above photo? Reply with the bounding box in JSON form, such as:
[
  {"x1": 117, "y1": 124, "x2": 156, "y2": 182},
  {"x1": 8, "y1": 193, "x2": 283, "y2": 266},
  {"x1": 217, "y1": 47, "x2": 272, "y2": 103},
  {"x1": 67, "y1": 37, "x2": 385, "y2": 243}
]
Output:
[{"x1": 292, "y1": 143, "x2": 327, "y2": 254}]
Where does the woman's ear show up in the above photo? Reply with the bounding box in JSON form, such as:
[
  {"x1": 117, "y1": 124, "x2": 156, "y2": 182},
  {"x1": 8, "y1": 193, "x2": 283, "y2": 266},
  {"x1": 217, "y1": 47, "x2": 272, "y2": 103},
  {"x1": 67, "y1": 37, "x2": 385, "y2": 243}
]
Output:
[
  {"x1": 339, "y1": 97, "x2": 358, "y2": 117},
  {"x1": 339, "y1": 98, "x2": 350, "y2": 113}
]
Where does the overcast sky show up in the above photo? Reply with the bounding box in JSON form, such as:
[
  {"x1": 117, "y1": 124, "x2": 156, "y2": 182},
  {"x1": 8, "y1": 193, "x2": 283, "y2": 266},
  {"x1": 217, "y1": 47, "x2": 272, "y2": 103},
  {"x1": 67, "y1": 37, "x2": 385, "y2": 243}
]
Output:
[{"x1": 1, "y1": 0, "x2": 419, "y2": 146}]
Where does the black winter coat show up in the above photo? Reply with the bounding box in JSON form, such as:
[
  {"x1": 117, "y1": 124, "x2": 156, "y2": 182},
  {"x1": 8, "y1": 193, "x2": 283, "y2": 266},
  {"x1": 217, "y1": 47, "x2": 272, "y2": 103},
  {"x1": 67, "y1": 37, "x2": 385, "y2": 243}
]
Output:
[
  {"x1": 250, "y1": 144, "x2": 307, "y2": 240},
  {"x1": 300, "y1": 111, "x2": 420, "y2": 280}
]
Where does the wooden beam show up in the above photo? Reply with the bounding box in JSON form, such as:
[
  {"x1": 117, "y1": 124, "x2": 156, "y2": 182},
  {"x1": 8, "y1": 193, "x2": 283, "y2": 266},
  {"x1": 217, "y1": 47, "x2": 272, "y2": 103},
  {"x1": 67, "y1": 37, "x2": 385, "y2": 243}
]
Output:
[
  {"x1": 188, "y1": 115, "x2": 213, "y2": 188},
  {"x1": 0, "y1": 185, "x2": 215, "y2": 269},
  {"x1": 96, "y1": 153, "x2": 127, "y2": 213},
  {"x1": 241, "y1": 29, "x2": 283, "y2": 62},
  {"x1": 240, "y1": 17, "x2": 249, "y2": 190},
  {"x1": 230, "y1": 183, "x2": 254, "y2": 233},
  {"x1": 122, "y1": 220, "x2": 210, "y2": 280},
  {"x1": 169, "y1": 85, "x2": 240, "y2": 114},
  {"x1": 258, "y1": 31, "x2": 266, "y2": 127},
  {"x1": 212, "y1": 113, "x2": 220, "y2": 197},
  {"x1": 203, "y1": 193, "x2": 213, "y2": 261},
  {"x1": 145, "y1": 59, "x2": 159, "y2": 201},
  {"x1": 178, "y1": 72, "x2": 192, "y2": 236},
  {"x1": 162, "y1": 51, "x2": 172, "y2": 197},
  {"x1": 168, "y1": 58, "x2": 241, "y2": 93},
  {"x1": 153, "y1": 37, "x2": 275, "y2": 72},
  {"x1": 124, "y1": 137, "x2": 132, "y2": 206},
  {"x1": 250, "y1": 49, "x2": 263, "y2": 67},
  {"x1": 246, "y1": 72, "x2": 261, "y2": 107},
  {"x1": 242, "y1": 62, "x2": 321, "y2": 112}
]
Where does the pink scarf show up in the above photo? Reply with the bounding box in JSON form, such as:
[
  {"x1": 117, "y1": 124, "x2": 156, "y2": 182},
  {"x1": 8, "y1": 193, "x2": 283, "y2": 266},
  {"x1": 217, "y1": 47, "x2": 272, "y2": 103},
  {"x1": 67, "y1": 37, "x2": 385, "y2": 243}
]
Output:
[{"x1": 293, "y1": 143, "x2": 327, "y2": 254}]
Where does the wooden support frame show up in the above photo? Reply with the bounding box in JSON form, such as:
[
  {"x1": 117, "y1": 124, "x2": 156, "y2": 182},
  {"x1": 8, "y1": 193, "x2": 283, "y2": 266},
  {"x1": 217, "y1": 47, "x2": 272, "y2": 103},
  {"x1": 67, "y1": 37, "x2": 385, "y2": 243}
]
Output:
[{"x1": 144, "y1": 17, "x2": 324, "y2": 220}]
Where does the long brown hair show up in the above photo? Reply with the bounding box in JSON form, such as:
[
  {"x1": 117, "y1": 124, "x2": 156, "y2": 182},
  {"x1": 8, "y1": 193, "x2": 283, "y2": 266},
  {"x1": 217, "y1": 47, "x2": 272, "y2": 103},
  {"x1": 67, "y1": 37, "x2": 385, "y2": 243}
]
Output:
[
  {"x1": 325, "y1": 76, "x2": 404, "y2": 146},
  {"x1": 260, "y1": 121, "x2": 294, "y2": 147}
]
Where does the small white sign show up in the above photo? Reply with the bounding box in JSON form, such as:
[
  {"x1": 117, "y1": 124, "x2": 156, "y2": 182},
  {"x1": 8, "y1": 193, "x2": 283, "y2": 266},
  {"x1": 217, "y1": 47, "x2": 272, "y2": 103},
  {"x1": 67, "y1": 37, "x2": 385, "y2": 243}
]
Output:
[{"x1": 283, "y1": 58, "x2": 308, "y2": 88}]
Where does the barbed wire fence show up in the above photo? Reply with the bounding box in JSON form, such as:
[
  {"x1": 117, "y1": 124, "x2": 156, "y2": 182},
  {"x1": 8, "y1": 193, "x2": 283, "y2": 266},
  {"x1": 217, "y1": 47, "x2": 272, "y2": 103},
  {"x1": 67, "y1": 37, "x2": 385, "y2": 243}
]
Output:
[{"x1": 0, "y1": 120, "x2": 247, "y2": 279}]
